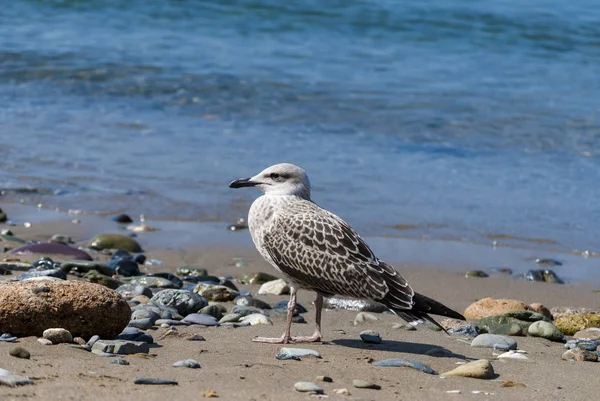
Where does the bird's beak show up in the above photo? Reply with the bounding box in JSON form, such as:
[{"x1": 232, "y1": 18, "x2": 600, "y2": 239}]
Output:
[{"x1": 229, "y1": 177, "x2": 258, "y2": 188}]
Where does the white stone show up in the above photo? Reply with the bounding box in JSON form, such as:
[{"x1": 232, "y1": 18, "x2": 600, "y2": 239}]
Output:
[
  {"x1": 258, "y1": 279, "x2": 289, "y2": 295},
  {"x1": 240, "y1": 313, "x2": 272, "y2": 326},
  {"x1": 497, "y1": 350, "x2": 529, "y2": 360}
]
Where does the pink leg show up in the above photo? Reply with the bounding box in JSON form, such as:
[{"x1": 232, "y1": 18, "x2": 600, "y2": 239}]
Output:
[
  {"x1": 290, "y1": 294, "x2": 323, "y2": 343},
  {"x1": 252, "y1": 286, "x2": 297, "y2": 344}
]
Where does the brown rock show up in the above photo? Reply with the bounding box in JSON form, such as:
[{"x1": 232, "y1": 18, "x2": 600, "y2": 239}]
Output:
[
  {"x1": 0, "y1": 280, "x2": 130, "y2": 338},
  {"x1": 441, "y1": 359, "x2": 494, "y2": 379},
  {"x1": 463, "y1": 298, "x2": 532, "y2": 320},
  {"x1": 529, "y1": 303, "x2": 553, "y2": 320},
  {"x1": 574, "y1": 327, "x2": 600, "y2": 340},
  {"x1": 562, "y1": 349, "x2": 598, "y2": 362}
]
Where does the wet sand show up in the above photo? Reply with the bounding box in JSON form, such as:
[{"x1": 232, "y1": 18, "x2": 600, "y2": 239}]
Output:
[{"x1": 1, "y1": 206, "x2": 599, "y2": 400}]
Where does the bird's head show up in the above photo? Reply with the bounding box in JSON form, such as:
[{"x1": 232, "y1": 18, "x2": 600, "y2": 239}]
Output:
[{"x1": 229, "y1": 163, "x2": 311, "y2": 200}]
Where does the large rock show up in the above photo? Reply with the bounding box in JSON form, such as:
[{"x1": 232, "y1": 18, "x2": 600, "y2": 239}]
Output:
[
  {"x1": 88, "y1": 233, "x2": 142, "y2": 253},
  {"x1": 464, "y1": 298, "x2": 531, "y2": 320},
  {"x1": 150, "y1": 289, "x2": 207, "y2": 316},
  {"x1": 0, "y1": 280, "x2": 130, "y2": 338}
]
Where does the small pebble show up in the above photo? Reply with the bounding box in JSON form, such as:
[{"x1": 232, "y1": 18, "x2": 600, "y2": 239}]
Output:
[
  {"x1": 134, "y1": 377, "x2": 178, "y2": 385},
  {"x1": 9, "y1": 347, "x2": 30, "y2": 359},
  {"x1": 471, "y1": 334, "x2": 517, "y2": 350},
  {"x1": 42, "y1": 328, "x2": 73, "y2": 344},
  {"x1": 441, "y1": 359, "x2": 494, "y2": 379},
  {"x1": 110, "y1": 358, "x2": 130, "y2": 365},
  {"x1": 353, "y1": 312, "x2": 379, "y2": 325},
  {"x1": 334, "y1": 388, "x2": 350, "y2": 395},
  {"x1": 186, "y1": 334, "x2": 207, "y2": 341},
  {"x1": 372, "y1": 358, "x2": 437, "y2": 374},
  {"x1": 173, "y1": 359, "x2": 201, "y2": 368},
  {"x1": 240, "y1": 313, "x2": 272, "y2": 326},
  {"x1": 352, "y1": 379, "x2": 380, "y2": 389},
  {"x1": 278, "y1": 348, "x2": 321, "y2": 359},
  {"x1": 0, "y1": 333, "x2": 17, "y2": 343},
  {"x1": 497, "y1": 350, "x2": 529, "y2": 360},
  {"x1": 359, "y1": 330, "x2": 382, "y2": 344},
  {"x1": 316, "y1": 376, "x2": 333, "y2": 382},
  {"x1": 0, "y1": 369, "x2": 12, "y2": 377},
  {"x1": 294, "y1": 381, "x2": 323, "y2": 394},
  {"x1": 0, "y1": 375, "x2": 34, "y2": 387},
  {"x1": 37, "y1": 338, "x2": 53, "y2": 346},
  {"x1": 182, "y1": 313, "x2": 218, "y2": 326}
]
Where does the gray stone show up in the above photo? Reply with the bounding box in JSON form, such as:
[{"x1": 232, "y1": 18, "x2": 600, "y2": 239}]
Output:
[
  {"x1": 128, "y1": 318, "x2": 154, "y2": 330},
  {"x1": 19, "y1": 269, "x2": 67, "y2": 281},
  {"x1": 182, "y1": 313, "x2": 218, "y2": 326},
  {"x1": 0, "y1": 375, "x2": 34, "y2": 387},
  {"x1": 110, "y1": 358, "x2": 130, "y2": 365},
  {"x1": 233, "y1": 295, "x2": 272, "y2": 310},
  {"x1": 42, "y1": 328, "x2": 72, "y2": 344},
  {"x1": 131, "y1": 308, "x2": 161, "y2": 324},
  {"x1": 59, "y1": 260, "x2": 113, "y2": 276},
  {"x1": 199, "y1": 304, "x2": 226, "y2": 320},
  {"x1": 352, "y1": 379, "x2": 381, "y2": 389},
  {"x1": 294, "y1": 381, "x2": 323, "y2": 393},
  {"x1": 150, "y1": 289, "x2": 208, "y2": 316},
  {"x1": 134, "y1": 377, "x2": 178, "y2": 385},
  {"x1": 0, "y1": 369, "x2": 12, "y2": 377},
  {"x1": 219, "y1": 313, "x2": 242, "y2": 324},
  {"x1": 115, "y1": 284, "x2": 153, "y2": 299},
  {"x1": 360, "y1": 330, "x2": 382, "y2": 344},
  {"x1": 9, "y1": 347, "x2": 30, "y2": 359},
  {"x1": 155, "y1": 319, "x2": 189, "y2": 326},
  {"x1": 471, "y1": 334, "x2": 517, "y2": 350},
  {"x1": 372, "y1": 358, "x2": 437, "y2": 374},
  {"x1": 527, "y1": 321, "x2": 565, "y2": 342},
  {"x1": 172, "y1": 359, "x2": 201, "y2": 368},
  {"x1": 448, "y1": 325, "x2": 479, "y2": 337},
  {"x1": 92, "y1": 340, "x2": 149, "y2": 355},
  {"x1": 130, "y1": 276, "x2": 177, "y2": 289}
]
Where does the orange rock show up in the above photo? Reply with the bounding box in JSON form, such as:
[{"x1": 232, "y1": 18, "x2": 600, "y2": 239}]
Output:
[
  {"x1": 529, "y1": 303, "x2": 553, "y2": 320},
  {"x1": 0, "y1": 280, "x2": 130, "y2": 338},
  {"x1": 463, "y1": 297, "x2": 532, "y2": 320}
]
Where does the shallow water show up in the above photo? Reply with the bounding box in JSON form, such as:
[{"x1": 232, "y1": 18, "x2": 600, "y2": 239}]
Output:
[{"x1": 1, "y1": 0, "x2": 599, "y2": 255}]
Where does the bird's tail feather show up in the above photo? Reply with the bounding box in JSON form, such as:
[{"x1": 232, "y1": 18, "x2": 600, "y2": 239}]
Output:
[{"x1": 389, "y1": 292, "x2": 465, "y2": 335}]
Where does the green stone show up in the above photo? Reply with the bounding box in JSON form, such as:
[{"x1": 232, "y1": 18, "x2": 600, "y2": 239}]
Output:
[
  {"x1": 175, "y1": 266, "x2": 208, "y2": 277},
  {"x1": 476, "y1": 311, "x2": 550, "y2": 336},
  {"x1": 88, "y1": 233, "x2": 142, "y2": 252},
  {"x1": 84, "y1": 270, "x2": 123, "y2": 290},
  {"x1": 237, "y1": 272, "x2": 279, "y2": 285},
  {"x1": 465, "y1": 270, "x2": 489, "y2": 278},
  {"x1": 60, "y1": 260, "x2": 113, "y2": 276}
]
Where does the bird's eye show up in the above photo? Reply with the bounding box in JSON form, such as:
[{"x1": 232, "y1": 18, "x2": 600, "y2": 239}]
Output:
[{"x1": 270, "y1": 173, "x2": 280, "y2": 179}]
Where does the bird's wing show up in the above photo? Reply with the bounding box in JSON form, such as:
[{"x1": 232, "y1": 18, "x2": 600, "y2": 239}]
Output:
[{"x1": 262, "y1": 201, "x2": 414, "y2": 310}]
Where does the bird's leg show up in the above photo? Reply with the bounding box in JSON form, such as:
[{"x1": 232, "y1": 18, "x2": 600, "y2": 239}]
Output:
[
  {"x1": 290, "y1": 294, "x2": 323, "y2": 343},
  {"x1": 252, "y1": 286, "x2": 296, "y2": 344}
]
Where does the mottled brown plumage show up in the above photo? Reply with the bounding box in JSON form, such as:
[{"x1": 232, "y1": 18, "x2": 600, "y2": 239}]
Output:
[{"x1": 229, "y1": 163, "x2": 464, "y2": 343}]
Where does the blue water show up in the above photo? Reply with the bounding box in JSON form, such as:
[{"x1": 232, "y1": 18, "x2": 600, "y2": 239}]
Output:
[{"x1": 1, "y1": 0, "x2": 599, "y2": 255}]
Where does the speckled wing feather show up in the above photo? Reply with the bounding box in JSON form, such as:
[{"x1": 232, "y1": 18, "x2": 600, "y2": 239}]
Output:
[{"x1": 262, "y1": 200, "x2": 415, "y2": 311}]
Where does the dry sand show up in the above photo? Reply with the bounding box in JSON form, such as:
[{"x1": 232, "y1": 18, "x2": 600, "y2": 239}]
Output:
[{"x1": 1, "y1": 206, "x2": 599, "y2": 400}]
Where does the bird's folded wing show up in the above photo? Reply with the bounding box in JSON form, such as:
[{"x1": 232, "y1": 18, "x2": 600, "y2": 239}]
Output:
[{"x1": 262, "y1": 204, "x2": 414, "y2": 310}]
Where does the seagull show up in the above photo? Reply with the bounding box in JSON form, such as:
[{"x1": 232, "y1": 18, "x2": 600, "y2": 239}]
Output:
[{"x1": 229, "y1": 163, "x2": 464, "y2": 343}]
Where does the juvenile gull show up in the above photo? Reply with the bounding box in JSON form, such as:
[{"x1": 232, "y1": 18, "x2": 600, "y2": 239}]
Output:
[{"x1": 229, "y1": 163, "x2": 464, "y2": 343}]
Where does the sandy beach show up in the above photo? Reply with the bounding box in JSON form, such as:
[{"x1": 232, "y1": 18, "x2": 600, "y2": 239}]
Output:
[{"x1": 1, "y1": 205, "x2": 599, "y2": 401}]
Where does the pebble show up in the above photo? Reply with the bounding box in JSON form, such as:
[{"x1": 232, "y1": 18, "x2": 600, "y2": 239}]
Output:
[
  {"x1": 273, "y1": 300, "x2": 308, "y2": 314},
  {"x1": 535, "y1": 258, "x2": 562, "y2": 266},
  {"x1": 89, "y1": 233, "x2": 142, "y2": 253},
  {"x1": 237, "y1": 272, "x2": 278, "y2": 285},
  {"x1": 316, "y1": 376, "x2": 333, "y2": 382},
  {"x1": 110, "y1": 358, "x2": 130, "y2": 365},
  {"x1": 0, "y1": 375, "x2": 34, "y2": 387},
  {"x1": 182, "y1": 313, "x2": 218, "y2": 326},
  {"x1": 352, "y1": 379, "x2": 381, "y2": 390},
  {"x1": 150, "y1": 289, "x2": 208, "y2": 316},
  {"x1": 334, "y1": 388, "x2": 350, "y2": 395},
  {"x1": 471, "y1": 334, "x2": 517, "y2": 350},
  {"x1": 131, "y1": 308, "x2": 161, "y2": 323},
  {"x1": 41, "y1": 328, "x2": 72, "y2": 344},
  {"x1": 0, "y1": 333, "x2": 17, "y2": 343},
  {"x1": 116, "y1": 284, "x2": 153, "y2": 299},
  {"x1": 199, "y1": 304, "x2": 226, "y2": 320},
  {"x1": 134, "y1": 377, "x2": 178, "y2": 385},
  {"x1": 562, "y1": 349, "x2": 598, "y2": 362},
  {"x1": 176, "y1": 266, "x2": 208, "y2": 277},
  {"x1": 59, "y1": 260, "x2": 113, "y2": 276},
  {"x1": 172, "y1": 359, "x2": 201, "y2": 368},
  {"x1": 258, "y1": 279, "x2": 289, "y2": 295},
  {"x1": 441, "y1": 359, "x2": 495, "y2": 379},
  {"x1": 11, "y1": 242, "x2": 92, "y2": 261},
  {"x1": 527, "y1": 321, "x2": 565, "y2": 342},
  {"x1": 359, "y1": 330, "x2": 382, "y2": 344},
  {"x1": 447, "y1": 325, "x2": 479, "y2": 337},
  {"x1": 147, "y1": 273, "x2": 183, "y2": 288},
  {"x1": 113, "y1": 214, "x2": 133, "y2": 223},
  {"x1": 130, "y1": 276, "x2": 179, "y2": 288},
  {"x1": 294, "y1": 381, "x2": 324, "y2": 393},
  {"x1": 19, "y1": 269, "x2": 67, "y2": 281},
  {"x1": 37, "y1": 338, "x2": 53, "y2": 345},
  {"x1": 92, "y1": 340, "x2": 150, "y2": 355},
  {"x1": 372, "y1": 358, "x2": 437, "y2": 374},
  {"x1": 240, "y1": 313, "x2": 272, "y2": 326},
  {"x1": 0, "y1": 369, "x2": 11, "y2": 377},
  {"x1": 128, "y1": 318, "x2": 154, "y2": 330},
  {"x1": 353, "y1": 312, "x2": 380, "y2": 325},
  {"x1": 9, "y1": 347, "x2": 30, "y2": 359},
  {"x1": 84, "y1": 270, "x2": 123, "y2": 289},
  {"x1": 233, "y1": 295, "x2": 272, "y2": 310},
  {"x1": 424, "y1": 348, "x2": 454, "y2": 357},
  {"x1": 574, "y1": 327, "x2": 600, "y2": 340},
  {"x1": 565, "y1": 340, "x2": 598, "y2": 351},
  {"x1": 465, "y1": 270, "x2": 489, "y2": 278},
  {"x1": 194, "y1": 283, "x2": 238, "y2": 302},
  {"x1": 526, "y1": 269, "x2": 564, "y2": 284},
  {"x1": 219, "y1": 313, "x2": 242, "y2": 324},
  {"x1": 497, "y1": 350, "x2": 529, "y2": 360},
  {"x1": 529, "y1": 303, "x2": 553, "y2": 320},
  {"x1": 155, "y1": 319, "x2": 189, "y2": 326},
  {"x1": 186, "y1": 334, "x2": 207, "y2": 341},
  {"x1": 278, "y1": 348, "x2": 321, "y2": 359}
]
